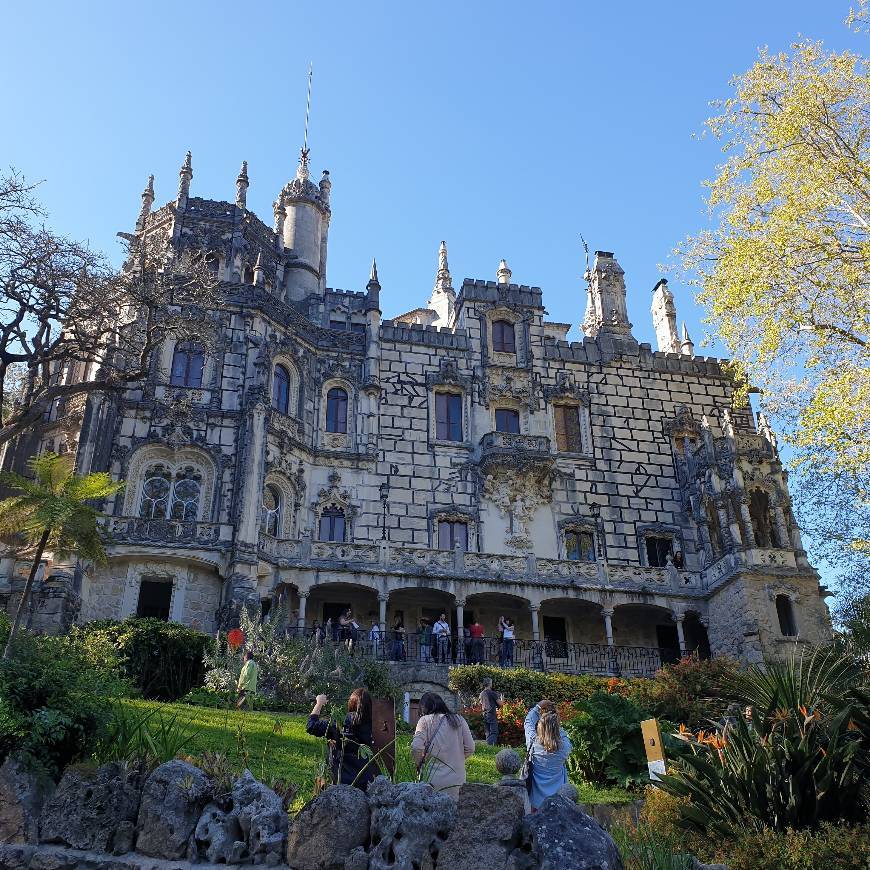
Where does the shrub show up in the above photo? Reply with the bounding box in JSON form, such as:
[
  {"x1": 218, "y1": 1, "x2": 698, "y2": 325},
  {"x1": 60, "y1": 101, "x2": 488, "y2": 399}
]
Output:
[
  {"x1": 0, "y1": 632, "x2": 129, "y2": 778},
  {"x1": 628, "y1": 655, "x2": 742, "y2": 730},
  {"x1": 564, "y1": 691, "x2": 649, "y2": 788},
  {"x1": 465, "y1": 698, "x2": 580, "y2": 746},
  {"x1": 0, "y1": 611, "x2": 10, "y2": 647},
  {"x1": 726, "y1": 823, "x2": 870, "y2": 870},
  {"x1": 203, "y1": 606, "x2": 397, "y2": 709},
  {"x1": 659, "y1": 647, "x2": 870, "y2": 836},
  {"x1": 449, "y1": 665, "x2": 633, "y2": 708},
  {"x1": 73, "y1": 618, "x2": 213, "y2": 701}
]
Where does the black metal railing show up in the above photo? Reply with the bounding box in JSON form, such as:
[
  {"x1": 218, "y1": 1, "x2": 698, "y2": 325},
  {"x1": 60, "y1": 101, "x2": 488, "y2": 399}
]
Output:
[{"x1": 277, "y1": 626, "x2": 677, "y2": 678}]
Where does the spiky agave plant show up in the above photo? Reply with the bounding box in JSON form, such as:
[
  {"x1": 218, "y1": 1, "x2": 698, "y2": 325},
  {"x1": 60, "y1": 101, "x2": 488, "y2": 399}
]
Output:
[{"x1": 0, "y1": 452, "x2": 124, "y2": 658}]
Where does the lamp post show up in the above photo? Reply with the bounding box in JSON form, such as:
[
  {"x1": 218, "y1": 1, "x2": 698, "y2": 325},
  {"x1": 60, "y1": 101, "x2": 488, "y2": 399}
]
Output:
[{"x1": 379, "y1": 480, "x2": 391, "y2": 541}]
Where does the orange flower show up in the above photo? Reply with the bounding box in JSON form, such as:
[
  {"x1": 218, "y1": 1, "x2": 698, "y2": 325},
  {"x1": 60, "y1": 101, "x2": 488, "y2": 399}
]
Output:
[{"x1": 227, "y1": 628, "x2": 245, "y2": 650}]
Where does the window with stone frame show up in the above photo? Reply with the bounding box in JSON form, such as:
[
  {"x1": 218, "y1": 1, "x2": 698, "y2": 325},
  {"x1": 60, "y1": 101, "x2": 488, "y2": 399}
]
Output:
[
  {"x1": 437, "y1": 519, "x2": 468, "y2": 551},
  {"x1": 645, "y1": 535, "x2": 674, "y2": 567},
  {"x1": 261, "y1": 484, "x2": 282, "y2": 537},
  {"x1": 565, "y1": 528, "x2": 596, "y2": 561},
  {"x1": 318, "y1": 505, "x2": 346, "y2": 542},
  {"x1": 139, "y1": 464, "x2": 202, "y2": 521},
  {"x1": 775, "y1": 594, "x2": 798, "y2": 637},
  {"x1": 272, "y1": 364, "x2": 291, "y2": 414},
  {"x1": 495, "y1": 408, "x2": 520, "y2": 434},
  {"x1": 326, "y1": 387, "x2": 348, "y2": 434},
  {"x1": 136, "y1": 578, "x2": 172, "y2": 621},
  {"x1": 492, "y1": 319, "x2": 516, "y2": 354},
  {"x1": 170, "y1": 341, "x2": 205, "y2": 388},
  {"x1": 435, "y1": 391, "x2": 463, "y2": 442},
  {"x1": 554, "y1": 404, "x2": 583, "y2": 452}
]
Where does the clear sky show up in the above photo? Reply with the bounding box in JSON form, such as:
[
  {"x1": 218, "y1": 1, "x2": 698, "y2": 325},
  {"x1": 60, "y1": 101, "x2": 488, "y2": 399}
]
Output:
[{"x1": 2, "y1": 1, "x2": 860, "y2": 583}]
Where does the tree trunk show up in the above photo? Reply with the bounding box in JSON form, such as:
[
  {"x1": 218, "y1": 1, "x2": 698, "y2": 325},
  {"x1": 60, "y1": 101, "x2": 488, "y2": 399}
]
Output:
[{"x1": 3, "y1": 528, "x2": 51, "y2": 659}]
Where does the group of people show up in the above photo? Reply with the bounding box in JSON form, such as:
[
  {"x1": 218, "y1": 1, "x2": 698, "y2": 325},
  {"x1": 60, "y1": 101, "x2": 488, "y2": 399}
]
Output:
[{"x1": 303, "y1": 681, "x2": 572, "y2": 810}]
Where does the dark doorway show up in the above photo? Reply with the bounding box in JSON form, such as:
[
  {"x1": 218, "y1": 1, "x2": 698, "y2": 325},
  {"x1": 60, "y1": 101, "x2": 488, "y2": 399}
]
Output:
[
  {"x1": 656, "y1": 625, "x2": 680, "y2": 664},
  {"x1": 136, "y1": 579, "x2": 172, "y2": 621},
  {"x1": 323, "y1": 602, "x2": 350, "y2": 642},
  {"x1": 543, "y1": 615, "x2": 568, "y2": 658},
  {"x1": 684, "y1": 614, "x2": 711, "y2": 659}
]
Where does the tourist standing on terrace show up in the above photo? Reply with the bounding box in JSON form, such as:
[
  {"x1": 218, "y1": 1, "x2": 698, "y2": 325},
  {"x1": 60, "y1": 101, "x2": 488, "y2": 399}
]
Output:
[
  {"x1": 468, "y1": 618, "x2": 485, "y2": 664},
  {"x1": 411, "y1": 692, "x2": 475, "y2": 800},
  {"x1": 433, "y1": 613, "x2": 451, "y2": 663},
  {"x1": 391, "y1": 615, "x2": 406, "y2": 660},
  {"x1": 499, "y1": 616, "x2": 515, "y2": 667},
  {"x1": 524, "y1": 700, "x2": 572, "y2": 811},
  {"x1": 306, "y1": 689, "x2": 377, "y2": 790}
]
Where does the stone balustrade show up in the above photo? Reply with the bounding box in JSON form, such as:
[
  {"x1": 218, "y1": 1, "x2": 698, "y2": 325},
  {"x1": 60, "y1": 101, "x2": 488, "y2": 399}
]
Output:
[{"x1": 104, "y1": 517, "x2": 232, "y2": 547}]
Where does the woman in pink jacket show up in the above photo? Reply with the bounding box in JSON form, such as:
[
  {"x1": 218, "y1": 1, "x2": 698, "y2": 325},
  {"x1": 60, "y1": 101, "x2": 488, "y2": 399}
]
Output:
[{"x1": 411, "y1": 692, "x2": 475, "y2": 799}]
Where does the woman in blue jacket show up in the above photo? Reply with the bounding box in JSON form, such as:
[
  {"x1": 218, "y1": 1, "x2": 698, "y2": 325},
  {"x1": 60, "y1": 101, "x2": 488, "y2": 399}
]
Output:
[{"x1": 524, "y1": 701, "x2": 573, "y2": 811}]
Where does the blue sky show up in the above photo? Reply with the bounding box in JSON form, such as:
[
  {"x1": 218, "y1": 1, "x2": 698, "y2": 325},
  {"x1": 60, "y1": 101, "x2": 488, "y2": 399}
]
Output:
[{"x1": 2, "y1": 1, "x2": 859, "y2": 584}]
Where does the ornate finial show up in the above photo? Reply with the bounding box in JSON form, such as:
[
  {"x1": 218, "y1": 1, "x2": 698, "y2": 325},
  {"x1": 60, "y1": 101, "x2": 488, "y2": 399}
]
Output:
[
  {"x1": 319, "y1": 169, "x2": 331, "y2": 205},
  {"x1": 680, "y1": 322, "x2": 695, "y2": 356},
  {"x1": 137, "y1": 174, "x2": 155, "y2": 231},
  {"x1": 296, "y1": 64, "x2": 313, "y2": 181},
  {"x1": 236, "y1": 160, "x2": 249, "y2": 209},
  {"x1": 273, "y1": 197, "x2": 286, "y2": 233},
  {"x1": 433, "y1": 240, "x2": 453, "y2": 294},
  {"x1": 177, "y1": 151, "x2": 193, "y2": 204},
  {"x1": 253, "y1": 251, "x2": 265, "y2": 286},
  {"x1": 367, "y1": 258, "x2": 381, "y2": 291},
  {"x1": 497, "y1": 258, "x2": 512, "y2": 285}
]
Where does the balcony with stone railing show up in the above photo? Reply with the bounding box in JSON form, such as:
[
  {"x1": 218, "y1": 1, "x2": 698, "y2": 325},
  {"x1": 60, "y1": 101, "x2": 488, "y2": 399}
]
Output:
[
  {"x1": 104, "y1": 517, "x2": 233, "y2": 548},
  {"x1": 260, "y1": 535, "x2": 704, "y2": 594}
]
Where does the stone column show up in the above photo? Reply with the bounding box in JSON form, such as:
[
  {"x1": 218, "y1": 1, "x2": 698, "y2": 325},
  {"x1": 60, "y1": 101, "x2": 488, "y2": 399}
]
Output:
[
  {"x1": 738, "y1": 496, "x2": 755, "y2": 548},
  {"x1": 170, "y1": 574, "x2": 187, "y2": 622},
  {"x1": 602, "y1": 608, "x2": 615, "y2": 646},
  {"x1": 529, "y1": 604, "x2": 540, "y2": 641},
  {"x1": 378, "y1": 593, "x2": 388, "y2": 634},
  {"x1": 297, "y1": 591, "x2": 308, "y2": 631},
  {"x1": 773, "y1": 504, "x2": 789, "y2": 550},
  {"x1": 673, "y1": 610, "x2": 687, "y2": 656},
  {"x1": 237, "y1": 402, "x2": 267, "y2": 547},
  {"x1": 455, "y1": 599, "x2": 465, "y2": 662}
]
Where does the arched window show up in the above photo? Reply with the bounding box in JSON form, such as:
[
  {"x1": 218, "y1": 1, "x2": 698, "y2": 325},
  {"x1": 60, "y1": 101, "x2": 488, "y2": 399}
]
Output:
[
  {"x1": 272, "y1": 365, "x2": 291, "y2": 414},
  {"x1": 319, "y1": 506, "x2": 346, "y2": 542},
  {"x1": 492, "y1": 319, "x2": 516, "y2": 354},
  {"x1": 776, "y1": 594, "x2": 798, "y2": 637},
  {"x1": 140, "y1": 465, "x2": 172, "y2": 518},
  {"x1": 243, "y1": 264, "x2": 254, "y2": 284},
  {"x1": 705, "y1": 499, "x2": 724, "y2": 559},
  {"x1": 261, "y1": 484, "x2": 281, "y2": 537},
  {"x1": 169, "y1": 470, "x2": 201, "y2": 520},
  {"x1": 749, "y1": 489, "x2": 778, "y2": 548},
  {"x1": 170, "y1": 341, "x2": 205, "y2": 388},
  {"x1": 139, "y1": 464, "x2": 202, "y2": 521},
  {"x1": 326, "y1": 387, "x2": 348, "y2": 434}
]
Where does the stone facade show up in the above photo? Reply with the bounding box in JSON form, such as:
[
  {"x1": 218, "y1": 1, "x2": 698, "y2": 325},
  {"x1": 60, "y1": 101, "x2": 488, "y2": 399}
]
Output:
[{"x1": 0, "y1": 147, "x2": 832, "y2": 671}]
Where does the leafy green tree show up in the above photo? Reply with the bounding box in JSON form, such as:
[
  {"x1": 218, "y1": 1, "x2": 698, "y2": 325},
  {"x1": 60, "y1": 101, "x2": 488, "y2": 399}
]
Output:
[
  {"x1": 0, "y1": 452, "x2": 123, "y2": 658},
  {"x1": 681, "y1": 17, "x2": 869, "y2": 609}
]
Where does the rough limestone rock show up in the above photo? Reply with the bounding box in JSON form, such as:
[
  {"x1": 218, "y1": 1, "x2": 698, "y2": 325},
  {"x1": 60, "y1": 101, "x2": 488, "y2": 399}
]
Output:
[
  {"x1": 344, "y1": 846, "x2": 369, "y2": 870},
  {"x1": 557, "y1": 782, "x2": 579, "y2": 804},
  {"x1": 0, "y1": 757, "x2": 54, "y2": 844},
  {"x1": 111, "y1": 821, "x2": 136, "y2": 856},
  {"x1": 508, "y1": 795, "x2": 623, "y2": 870},
  {"x1": 495, "y1": 749, "x2": 522, "y2": 777},
  {"x1": 136, "y1": 760, "x2": 213, "y2": 859},
  {"x1": 39, "y1": 762, "x2": 144, "y2": 853},
  {"x1": 0, "y1": 844, "x2": 34, "y2": 869},
  {"x1": 232, "y1": 770, "x2": 287, "y2": 864},
  {"x1": 286, "y1": 785, "x2": 369, "y2": 870},
  {"x1": 366, "y1": 777, "x2": 456, "y2": 870},
  {"x1": 193, "y1": 803, "x2": 244, "y2": 864},
  {"x1": 436, "y1": 783, "x2": 523, "y2": 870}
]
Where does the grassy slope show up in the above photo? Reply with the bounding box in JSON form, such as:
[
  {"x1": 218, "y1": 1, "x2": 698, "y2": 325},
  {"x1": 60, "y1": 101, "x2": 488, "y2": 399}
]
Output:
[{"x1": 122, "y1": 699, "x2": 633, "y2": 809}]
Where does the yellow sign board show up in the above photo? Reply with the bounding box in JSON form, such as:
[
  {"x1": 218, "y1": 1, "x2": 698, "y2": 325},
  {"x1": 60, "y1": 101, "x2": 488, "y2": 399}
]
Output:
[{"x1": 641, "y1": 718, "x2": 666, "y2": 781}]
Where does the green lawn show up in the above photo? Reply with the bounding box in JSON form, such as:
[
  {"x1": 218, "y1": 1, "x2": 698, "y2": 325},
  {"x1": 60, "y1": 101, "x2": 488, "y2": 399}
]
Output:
[{"x1": 121, "y1": 699, "x2": 634, "y2": 810}]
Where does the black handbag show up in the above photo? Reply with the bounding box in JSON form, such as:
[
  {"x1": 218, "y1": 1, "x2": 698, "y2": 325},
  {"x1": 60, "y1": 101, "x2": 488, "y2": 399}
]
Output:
[{"x1": 520, "y1": 743, "x2": 534, "y2": 793}]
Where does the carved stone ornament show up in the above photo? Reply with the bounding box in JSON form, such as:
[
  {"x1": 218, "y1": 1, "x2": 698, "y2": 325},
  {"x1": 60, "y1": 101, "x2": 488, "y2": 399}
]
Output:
[
  {"x1": 483, "y1": 368, "x2": 533, "y2": 408},
  {"x1": 311, "y1": 470, "x2": 358, "y2": 520},
  {"x1": 665, "y1": 405, "x2": 699, "y2": 438},
  {"x1": 543, "y1": 371, "x2": 590, "y2": 405},
  {"x1": 425, "y1": 357, "x2": 473, "y2": 391},
  {"x1": 483, "y1": 465, "x2": 554, "y2": 553}
]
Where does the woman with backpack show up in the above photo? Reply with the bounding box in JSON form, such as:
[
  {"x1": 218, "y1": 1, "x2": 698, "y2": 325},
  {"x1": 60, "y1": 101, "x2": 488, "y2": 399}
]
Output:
[
  {"x1": 306, "y1": 688, "x2": 377, "y2": 790},
  {"x1": 411, "y1": 692, "x2": 475, "y2": 799}
]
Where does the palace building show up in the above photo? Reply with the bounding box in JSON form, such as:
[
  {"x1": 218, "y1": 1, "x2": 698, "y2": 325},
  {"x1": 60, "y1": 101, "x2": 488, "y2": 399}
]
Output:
[{"x1": 0, "y1": 145, "x2": 832, "y2": 676}]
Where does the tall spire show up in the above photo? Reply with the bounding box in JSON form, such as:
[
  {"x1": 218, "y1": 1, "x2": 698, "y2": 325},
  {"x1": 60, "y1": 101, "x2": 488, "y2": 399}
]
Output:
[
  {"x1": 433, "y1": 240, "x2": 453, "y2": 294},
  {"x1": 177, "y1": 151, "x2": 193, "y2": 206},
  {"x1": 680, "y1": 321, "x2": 695, "y2": 356},
  {"x1": 368, "y1": 258, "x2": 381, "y2": 291},
  {"x1": 236, "y1": 161, "x2": 249, "y2": 209},
  {"x1": 136, "y1": 174, "x2": 155, "y2": 231},
  {"x1": 497, "y1": 258, "x2": 512, "y2": 285},
  {"x1": 253, "y1": 251, "x2": 265, "y2": 286},
  {"x1": 297, "y1": 64, "x2": 313, "y2": 181}
]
